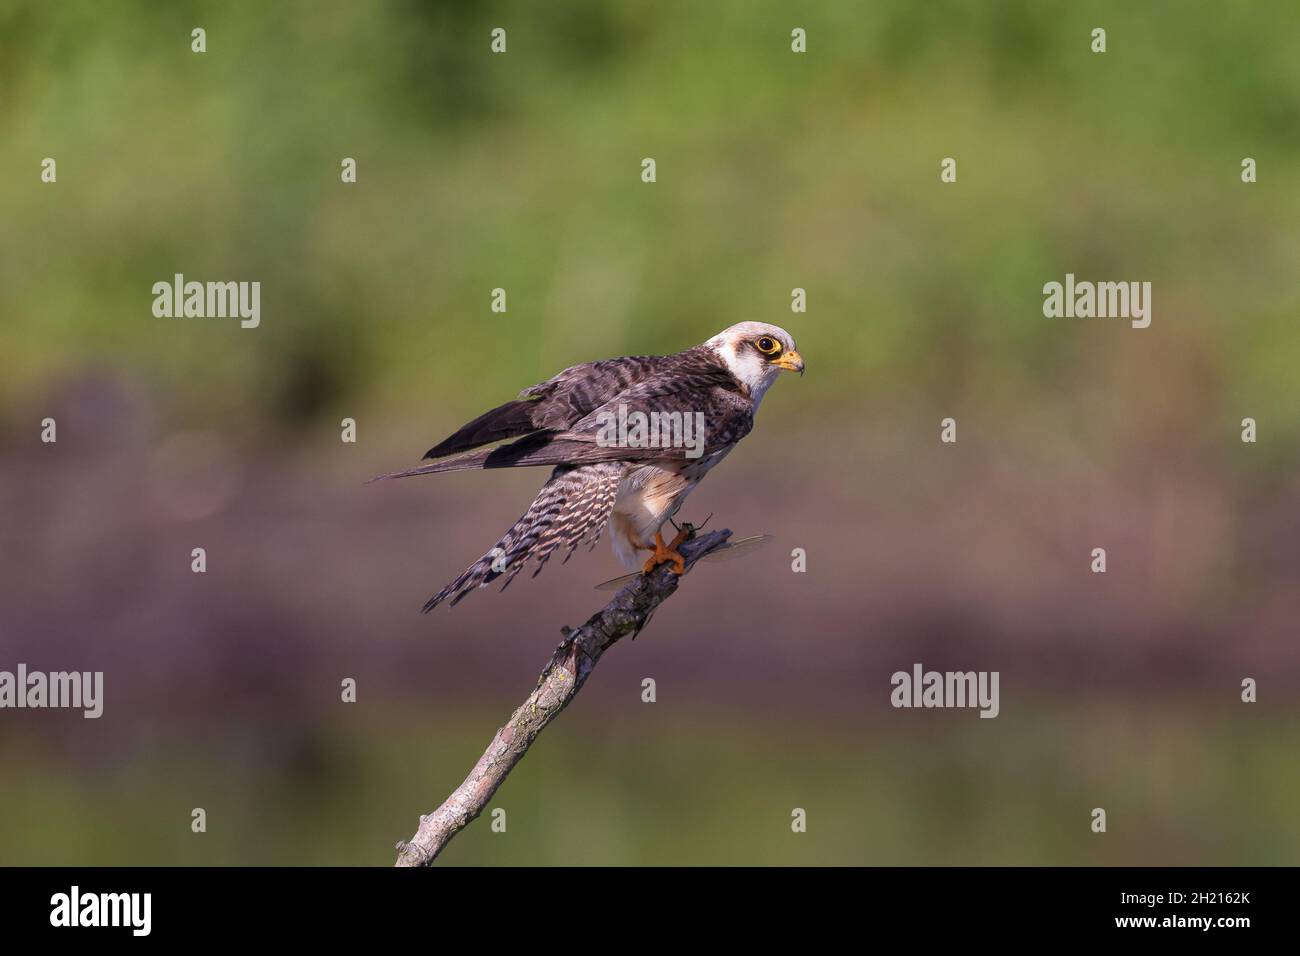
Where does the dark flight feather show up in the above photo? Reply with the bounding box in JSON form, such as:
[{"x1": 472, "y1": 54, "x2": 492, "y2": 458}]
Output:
[
  {"x1": 375, "y1": 348, "x2": 751, "y2": 483},
  {"x1": 369, "y1": 381, "x2": 753, "y2": 483},
  {"x1": 422, "y1": 398, "x2": 541, "y2": 460},
  {"x1": 416, "y1": 350, "x2": 731, "y2": 463}
]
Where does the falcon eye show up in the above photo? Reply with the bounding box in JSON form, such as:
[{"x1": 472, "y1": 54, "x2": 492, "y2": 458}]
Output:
[{"x1": 755, "y1": 336, "x2": 780, "y2": 355}]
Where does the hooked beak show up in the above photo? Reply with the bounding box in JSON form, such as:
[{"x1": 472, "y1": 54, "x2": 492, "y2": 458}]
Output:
[{"x1": 774, "y1": 349, "x2": 805, "y2": 375}]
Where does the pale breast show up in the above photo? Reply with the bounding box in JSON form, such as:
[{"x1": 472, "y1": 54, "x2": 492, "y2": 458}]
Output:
[{"x1": 606, "y1": 444, "x2": 737, "y2": 567}]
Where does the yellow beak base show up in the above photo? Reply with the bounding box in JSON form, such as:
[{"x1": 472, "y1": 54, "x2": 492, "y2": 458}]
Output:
[{"x1": 774, "y1": 349, "x2": 805, "y2": 374}]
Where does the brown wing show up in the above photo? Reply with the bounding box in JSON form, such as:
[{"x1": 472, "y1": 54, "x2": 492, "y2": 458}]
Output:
[
  {"x1": 373, "y1": 348, "x2": 751, "y2": 481},
  {"x1": 421, "y1": 353, "x2": 689, "y2": 460}
]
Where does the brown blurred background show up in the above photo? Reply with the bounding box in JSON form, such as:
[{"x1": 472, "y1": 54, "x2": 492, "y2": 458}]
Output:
[{"x1": 1, "y1": 0, "x2": 1297, "y2": 864}]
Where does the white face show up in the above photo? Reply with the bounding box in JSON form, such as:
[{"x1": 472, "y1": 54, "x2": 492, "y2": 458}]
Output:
[{"x1": 704, "y1": 322, "x2": 801, "y2": 405}]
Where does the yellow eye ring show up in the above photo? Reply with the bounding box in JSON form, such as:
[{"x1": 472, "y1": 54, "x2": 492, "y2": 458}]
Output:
[{"x1": 756, "y1": 336, "x2": 780, "y2": 355}]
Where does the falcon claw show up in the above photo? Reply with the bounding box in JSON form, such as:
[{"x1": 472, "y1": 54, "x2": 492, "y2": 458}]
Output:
[{"x1": 641, "y1": 531, "x2": 687, "y2": 576}]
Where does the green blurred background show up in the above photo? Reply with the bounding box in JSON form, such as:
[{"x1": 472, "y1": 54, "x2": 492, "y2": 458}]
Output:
[{"x1": 1, "y1": 0, "x2": 1297, "y2": 864}]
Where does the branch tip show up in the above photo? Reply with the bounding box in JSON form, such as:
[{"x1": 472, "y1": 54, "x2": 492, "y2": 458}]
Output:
[{"x1": 393, "y1": 528, "x2": 733, "y2": 866}]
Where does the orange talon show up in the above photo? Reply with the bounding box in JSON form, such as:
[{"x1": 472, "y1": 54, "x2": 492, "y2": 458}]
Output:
[{"x1": 641, "y1": 530, "x2": 688, "y2": 576}]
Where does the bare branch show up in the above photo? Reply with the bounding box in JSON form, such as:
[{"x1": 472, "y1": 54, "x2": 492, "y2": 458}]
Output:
[{"x1": 394, "y1": 528, "x2": 733, "y2": 867}]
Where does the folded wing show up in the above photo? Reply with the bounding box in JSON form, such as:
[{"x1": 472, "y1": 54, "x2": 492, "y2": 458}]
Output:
[
  {"x1": 375, "y1": 348, "x2": 751, "y2": 481},
  {"x1": 421, "y1": 354, "x2": 675, "y2": 460}
]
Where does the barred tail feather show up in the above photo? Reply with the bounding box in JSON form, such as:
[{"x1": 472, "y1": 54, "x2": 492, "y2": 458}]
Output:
[
  {"x1": 421, "y1": 516, "x2": 530, "y2": 612},
  {"x1": 421, "y1": 462, "x2": 624, "y2": 611}
]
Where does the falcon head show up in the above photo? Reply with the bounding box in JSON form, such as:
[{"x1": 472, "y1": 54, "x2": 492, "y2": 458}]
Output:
[{"x1": 705, "y1": 321, "x2": 804, "y2": 400}]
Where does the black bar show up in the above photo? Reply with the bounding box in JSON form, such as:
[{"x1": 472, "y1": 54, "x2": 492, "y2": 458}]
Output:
[{"x1": 0, "y1": 867, "x2": 1274, "y2": 942}]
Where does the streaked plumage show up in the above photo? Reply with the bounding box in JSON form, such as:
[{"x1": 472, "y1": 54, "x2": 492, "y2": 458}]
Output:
[{"x1": 374, "y1": 322, "x2": 803, "y2": 610}]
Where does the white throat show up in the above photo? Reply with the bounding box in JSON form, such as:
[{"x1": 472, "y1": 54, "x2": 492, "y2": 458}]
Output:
[{"x1": 708, "y1": 339, "x2": 780, "y2": 410}]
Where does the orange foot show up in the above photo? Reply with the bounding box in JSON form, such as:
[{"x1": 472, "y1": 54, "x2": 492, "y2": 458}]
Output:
[{"x1": 641, "y1": 529, "x2": 689, "y2": 575}]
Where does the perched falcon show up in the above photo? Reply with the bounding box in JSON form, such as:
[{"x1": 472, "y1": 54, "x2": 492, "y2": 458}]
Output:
[{"x1": 375, "y1": 321, "x2": 804, "y2": 610}]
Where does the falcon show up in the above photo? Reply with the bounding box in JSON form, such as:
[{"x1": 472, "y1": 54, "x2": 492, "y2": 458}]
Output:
[{"x1": 374, "y1": 321, "x2": 804, "y2": 610}]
